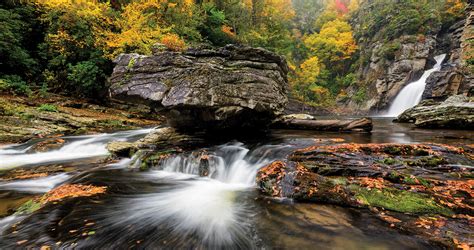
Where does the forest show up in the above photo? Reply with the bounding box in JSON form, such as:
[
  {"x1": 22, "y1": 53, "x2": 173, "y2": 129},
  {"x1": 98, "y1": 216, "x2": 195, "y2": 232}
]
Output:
[{"x1": 1, "y1": 0, "x2": 467, "y2": 106}]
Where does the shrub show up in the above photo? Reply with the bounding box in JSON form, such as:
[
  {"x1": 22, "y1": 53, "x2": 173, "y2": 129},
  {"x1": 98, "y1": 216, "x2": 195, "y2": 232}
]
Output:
[
  {"x1": 161, "y1": 33, "x2": 187, "y2": 52},
  {"x1": 67, "y1": 61, "x2": 106, "y2": 97},
  {"x1": 353, "y1": 88, "x2": 366, "y2": 104},
  {"x1": 0, "y1": 75, "x2": 32, "y2": 96}
]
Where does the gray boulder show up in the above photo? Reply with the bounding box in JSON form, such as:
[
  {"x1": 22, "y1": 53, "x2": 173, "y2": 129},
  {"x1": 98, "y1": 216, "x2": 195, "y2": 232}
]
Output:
[
  {"x1": 395, "y1": 95, "x2": 474, "y2": 129},
  {"x1": 109, "y1": 44, "x2": 289, "y2": 130}
]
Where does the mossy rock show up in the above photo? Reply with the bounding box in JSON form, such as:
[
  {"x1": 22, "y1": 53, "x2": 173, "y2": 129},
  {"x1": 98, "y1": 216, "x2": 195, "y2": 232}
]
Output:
[
  {"x1": 351, "y1": 185, "x2": 452, "y2": 216},
  {"x1": 14, "y1": 199, "x2": 41, "y2": 215}
]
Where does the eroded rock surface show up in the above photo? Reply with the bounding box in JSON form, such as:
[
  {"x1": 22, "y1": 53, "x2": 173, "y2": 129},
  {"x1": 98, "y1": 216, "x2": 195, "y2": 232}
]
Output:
[{"x1": 109, "y1": 44, "x2": 289, "y2": 130}]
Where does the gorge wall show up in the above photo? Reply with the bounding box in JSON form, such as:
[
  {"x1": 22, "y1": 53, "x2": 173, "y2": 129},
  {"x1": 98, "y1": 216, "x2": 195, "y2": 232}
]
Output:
[{"x1": 343, "y1": 3, "x2": 474, "y2": 114}]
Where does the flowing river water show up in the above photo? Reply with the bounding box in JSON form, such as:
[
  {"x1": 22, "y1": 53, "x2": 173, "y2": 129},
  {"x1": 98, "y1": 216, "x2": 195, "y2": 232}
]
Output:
[{"x1": 0, "y1": 119, "x2": 472, "y2": 249}]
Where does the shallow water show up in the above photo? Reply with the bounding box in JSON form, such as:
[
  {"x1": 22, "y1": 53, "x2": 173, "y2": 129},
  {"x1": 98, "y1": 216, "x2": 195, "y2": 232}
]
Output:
[{"x1": 0, "y1": 120, "x2": 470, "y2": 248}]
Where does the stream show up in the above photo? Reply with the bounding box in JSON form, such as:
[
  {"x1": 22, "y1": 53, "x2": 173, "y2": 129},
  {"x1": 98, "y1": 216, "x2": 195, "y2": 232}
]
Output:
[{"x1": 0, "y1": 119, "x2": 472, "y2": 249}]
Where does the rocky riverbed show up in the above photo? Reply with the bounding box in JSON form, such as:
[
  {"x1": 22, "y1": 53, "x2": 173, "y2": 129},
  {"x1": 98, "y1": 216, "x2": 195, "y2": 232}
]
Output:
[{"x1": 0, "y1": 94, "x2": 161, "y2": 144}]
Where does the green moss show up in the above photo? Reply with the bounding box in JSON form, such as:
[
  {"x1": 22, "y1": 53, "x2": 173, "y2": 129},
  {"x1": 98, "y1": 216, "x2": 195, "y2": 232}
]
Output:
[
  {"x1": 14, "y1": 199, "x2": 42, "y2": 215},
  {"x1": 380, "y1": 157, "x2": 398, "y2": 165},
  {"x1": 383, "y1": 146, "x2": 402, "y2": 155},
  {"x1": 351, "y1": 185, "x2": 452, "y2": 216},
  {"x1": 37, "y1": 104, "x2": 58, "y2": 112},
  {"x1": 406, "y1": 156, "x2": 446, "y2": 167},
  {"x1": 331, "y1": 177, "x2": 348, "y2": 185},
  {"x1": 127, "y1": 58, "x2": 136, "y2": 69}
]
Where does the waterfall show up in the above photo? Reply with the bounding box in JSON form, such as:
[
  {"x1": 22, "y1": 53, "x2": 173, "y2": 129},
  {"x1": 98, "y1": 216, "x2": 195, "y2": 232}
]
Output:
[{"x1": 385, "y1": 54, "x2": 446, "y2": 117}]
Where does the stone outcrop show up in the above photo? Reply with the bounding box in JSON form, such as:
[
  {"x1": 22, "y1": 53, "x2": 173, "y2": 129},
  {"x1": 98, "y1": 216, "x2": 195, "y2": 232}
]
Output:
[
  {"x1": 395, "y1": 95, "x2": 474, "y2": 129},
  {"x1": 257, "y1": 142, "x2": 474, "y2": 248},
  {"x1": 109, "y1": 45, "x2": 289, "y2": 131}
]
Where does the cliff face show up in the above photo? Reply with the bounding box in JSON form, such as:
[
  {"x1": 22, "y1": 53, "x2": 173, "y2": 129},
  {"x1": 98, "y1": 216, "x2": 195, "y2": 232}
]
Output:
[
  {"x1": 344, "y1": 35, "x2": 437, "y2": 113},
  {"x1": 422, "y1": 4, "x2": 474, "y2": 100},
  {"x1": 344, "y1": 3, "x2": 474, "y2": 114}
]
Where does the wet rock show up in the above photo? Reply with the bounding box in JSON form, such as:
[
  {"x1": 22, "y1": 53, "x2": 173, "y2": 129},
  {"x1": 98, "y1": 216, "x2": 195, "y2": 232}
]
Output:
[
  {"x1": 109, "y1": 44, "x2": 289, "y2": 131},
  {"x1": 396, "y1": 95, "x2": 474, "y2": 129},
  {"x1": 257, "y1": 142, "x2": 474, "y2": 248},
  {"x1": 27, "y1": 138, "x2": 65, "y2": 153},
  {"x1": 106, "y1": 127, "x2": 202, "y2": 156},
  {"x1": 106, "y1": 141, "x2": 136, "y2": 157}
]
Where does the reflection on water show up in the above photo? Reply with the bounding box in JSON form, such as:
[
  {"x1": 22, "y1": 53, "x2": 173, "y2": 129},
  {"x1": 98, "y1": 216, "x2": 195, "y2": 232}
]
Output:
[
  {"x1": 272, "y1": 118, "x2": 473, "y2": 144},
  {"x1": 0, "y1": 120, "x2": 470, "y2": 248},
  {"x1": 257, "y1": 201, "x2": 438, "y2": 249}
]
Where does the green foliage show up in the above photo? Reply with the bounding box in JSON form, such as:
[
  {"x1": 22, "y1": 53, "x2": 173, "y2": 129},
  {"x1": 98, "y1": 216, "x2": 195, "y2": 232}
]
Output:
[
  {"x1": 67, "y1": 61, "x2": 106, "y2": 96},
  {"x1": 0, "y1": 75, "x2": 32, "y2": 96},
  {"x1": 353, "y1": 88, "x2": 366, "y2": 104},
  {"x1": 37, "y1": 103, "x2": 57, "y2": 112},
  {"x1": 379, "y1": 40, "x2": 401, "y2": 60},
  {"x1": 199, "y1": 3, "x2": 235, "y2": 46},
  {"x1": 0, "y1": 4, "x2": 39, "y2": 78}
]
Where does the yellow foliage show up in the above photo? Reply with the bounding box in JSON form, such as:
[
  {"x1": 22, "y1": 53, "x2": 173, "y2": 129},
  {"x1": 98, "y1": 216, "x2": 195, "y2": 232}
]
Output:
[
  {"x1": 34, "y1": 0, "x2": 112, "y2": 57},
  {"x1": 161, "y1": 33, "x2": 186, "y2": 51},
  {"x1": 444, "y1": 0, "x2": 466, "y2": 17},
  {"x1": 262, "y1": 0, "x2": 295, "y2": 21},
  {"x1": 104, "y1": 1, "x2": 170, "y2": 58},
  {"x1": 304, "y1": 19, "x2": 357, "y2": 62},
  {"x1": 297, "y1": 56, "x2": 321, "y2": 85}
]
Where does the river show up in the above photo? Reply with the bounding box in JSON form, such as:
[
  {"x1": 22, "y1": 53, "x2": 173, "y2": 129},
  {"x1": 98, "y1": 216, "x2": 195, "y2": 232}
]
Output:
[{"x1": 0, "y1": 119, "x2": 471, "y2": 249}]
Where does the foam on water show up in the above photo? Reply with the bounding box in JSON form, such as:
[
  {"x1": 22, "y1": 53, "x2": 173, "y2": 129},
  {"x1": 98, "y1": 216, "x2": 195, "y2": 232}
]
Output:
[{"x1": 0, "y1": 173, "x2": 70, "y2": 193}]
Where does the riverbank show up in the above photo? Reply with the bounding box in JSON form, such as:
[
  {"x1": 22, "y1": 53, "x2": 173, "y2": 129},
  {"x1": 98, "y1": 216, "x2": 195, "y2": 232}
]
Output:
[{"x1": 0, "y1": 94, "x2": 162, "y2": 144}]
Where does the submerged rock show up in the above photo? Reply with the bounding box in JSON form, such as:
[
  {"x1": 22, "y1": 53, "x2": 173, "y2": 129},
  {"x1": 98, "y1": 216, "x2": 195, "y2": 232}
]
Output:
[
  {"x1": 109, "y1": 44, "x2": 289, "y2": 131},
  {"x1": 396, "y1": 95, "x2": 474, "y2": 129}
]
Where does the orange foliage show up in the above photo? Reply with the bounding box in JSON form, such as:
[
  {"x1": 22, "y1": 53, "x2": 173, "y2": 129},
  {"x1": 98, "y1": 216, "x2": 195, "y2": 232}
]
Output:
[
  {"x1": 221, "y1": 25, "x2": 236, "y2": 37},
  {"x1": 42, "y1": 184, "x2": 107, "y2": 203},
  {"x1": 161, "y1": 33, "x2": 186, "y2": 52}
]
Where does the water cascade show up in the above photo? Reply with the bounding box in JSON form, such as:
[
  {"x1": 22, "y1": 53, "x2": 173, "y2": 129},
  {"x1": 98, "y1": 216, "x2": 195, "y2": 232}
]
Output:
[
  {"x1": 100, "y1": 143, "x2": 294, "y2": 248},
  {"x1": 0, "y1": 128, "x2": 153, "y2": 170},
  {"x1": 385, "y1": 54, "x2": 446, "y2": 117}
]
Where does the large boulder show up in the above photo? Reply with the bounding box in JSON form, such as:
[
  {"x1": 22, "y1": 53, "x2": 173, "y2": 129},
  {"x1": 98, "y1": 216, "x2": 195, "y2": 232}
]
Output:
[
  {"x1": 109, "y1": 44, "x2": 289, "y2": 131},
  {"x1": 395, "y1": 95, "x2": 474, "y2": 129}
]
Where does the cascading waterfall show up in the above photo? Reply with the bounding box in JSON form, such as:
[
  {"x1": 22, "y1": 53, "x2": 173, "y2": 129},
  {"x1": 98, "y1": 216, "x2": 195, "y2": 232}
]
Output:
[
  {"x1": 385, "y1": 54, "x2": 446, "y2": 117},
  {"x1": 101, "y1": 143, "x2": 293, "y2": 248}
]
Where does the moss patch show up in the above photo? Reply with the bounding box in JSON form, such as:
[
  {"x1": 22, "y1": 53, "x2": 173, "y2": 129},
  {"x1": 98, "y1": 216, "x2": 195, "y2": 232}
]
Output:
[
  {"x1": 14, "y1": 199, "x2": 41, "y2": 215},
  {"x1": 351, "y1": 185, "x2": 453, "y2": 216}
]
